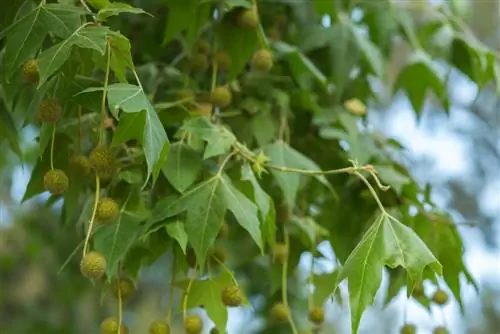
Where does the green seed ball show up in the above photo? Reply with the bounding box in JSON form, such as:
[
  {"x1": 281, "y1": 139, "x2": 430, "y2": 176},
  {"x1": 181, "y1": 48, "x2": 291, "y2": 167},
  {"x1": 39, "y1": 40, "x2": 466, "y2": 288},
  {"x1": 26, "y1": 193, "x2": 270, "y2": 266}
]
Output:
[
  {"x1": 100, "y1": 317, "x2": 129, "y2": 334},
  {"x1": 96, "y1": 198, "x2": 119, "y2": 222},
  {"x1": 400, "y1": 324, "x2": 416, "y2": 334},
  {"x1": 221, "y1": 284, "x2": 244, "y2": 307},
  {"x1": 251, "y1": 49, "x2": 273, "y2": 72},
  {"x1": 184, "y1": 315, "x2": 203, "y2": 334},
  {"x1": 21, "y1": 59, "x2": 39, "y2": 83},
  {"x1": 214, "y1": 51, "x2": 232, "y2": 71},
  {"x1": 432, "y1": 289, "x2": 449, "y2": 306},
  {"x1": 237, "y1": 9, "x2": 259, "y2": 29},
  {"x1": 269, "y1": 303, "x2": 289, "y2": 323},
  {"x1": 149, "y1": 319, "x2": 170, "y2": 334},
  {"x1": 37, "y1": 99, "x2": 62, "y2": 123},
  {"x1": 210, "y1": 86, "x2": 232, "y2": 108},
  {"x1": 43, "y1": 169, "x2": 69, "y2": 195},
  {"x1": 308, "y1": 306, "x2": 325, "y2": 325},
  {"x1": 111, "y1": 277, "x2": 135, "y2": 301},
  {"x1": 433, "y1": 326, "x2": 449, "y2": 334},
  {"x1": 80, "y1": 251, "x2": 107, "y2": 279},
  {"x1": 190, "y1": 53, "x2": 209, "y2": 72},
  {"x1": 89, "y1": 145, "x2": 116, "y2": 180},
  {"x1": 69, "y1": 155, "x2": 91, "y2": 175},
  {"x1": 272, "y1": 243, "x2": 288, "y2": 264}
]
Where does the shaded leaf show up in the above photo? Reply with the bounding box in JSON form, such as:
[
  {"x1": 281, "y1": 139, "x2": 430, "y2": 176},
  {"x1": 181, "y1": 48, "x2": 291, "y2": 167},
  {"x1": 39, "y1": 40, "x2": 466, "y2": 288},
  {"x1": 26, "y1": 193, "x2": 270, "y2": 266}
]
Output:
[
  {"x1": 162, "y1": 142, "x2": 203, "y2": 193},
  {"x1": 165, "y1": 220, "x2": 188, "y2": 254},
  {"x1": 111, "y1": 111, "x2": 146, "y2": 147}
]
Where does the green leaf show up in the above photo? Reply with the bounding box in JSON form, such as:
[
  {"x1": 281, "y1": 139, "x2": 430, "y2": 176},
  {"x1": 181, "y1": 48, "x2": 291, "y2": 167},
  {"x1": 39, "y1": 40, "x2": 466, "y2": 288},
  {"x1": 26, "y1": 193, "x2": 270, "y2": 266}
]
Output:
[
  {"x1": 240, "y1": 164, "x2": 276, "y2": 247},
  {"x1": 2, "y1": 4, "x2": 84, "y2": 78},
  {"x1": 37, "y1": 25, "x2": 110, "y2": 87},
  {"x1": 93, "y1": 210, "x2": 144, "y2": 280},
  {"x1": 395, "y1": 50, "x2": 449, "y2": 117},
  {"x1": 162, "y1": 142, "x2": 203, "y2": 193},
  {"x1": 291, "y1": 215, "x2": 329, "y2": 248},
  {"x1": 225, "y1": 0, "x2": 252, "y2": 9},
  {"x1": 105, "y1": 83, "x2": 170, "y2": 185},
  {"x1": 313, "y1": 270, "x2": 340, "y2": 305},
  {"x1": 337, "y1": 215, "x2": 441, "y2": 333},
  {"x1": 220, "y1": 175, "x2": 263, "y2": 252},
  {"x1": 97, "y1": 2, "x2": 152, "y2": 21},
  {"x1": 107, "y1": 31, "x2": 135, "y2": 83},
  {"x1": 86, "y1": 0, "x2": 111, "y2": 10},
  {"x1": 111, "y1": 111, "x2": 146, "y2": 147},
  {"x1": 0, "y1": 103, "x2": 22, "y2": 157},
  {"x1": 162, "y1": 0, "x2": 209, "y2": 49},
  {"x1": 345, "y1": 21, "x2": 385, "y2": 78},
  {"x1": 264, "y1": 140, "x2": 330, "y2": 206},
  {"x1": 180, "y1": 117, "x2": 236, "y2": 159},
  {"x1": 375, "y1": 165, "x2": 411, "y2": 195},
  {"x1": 150, "y1": 176, "x2": 226, "y2": 269},
  {"x1": 165, "y1": 220, "x2": 188, "y2": 254}
]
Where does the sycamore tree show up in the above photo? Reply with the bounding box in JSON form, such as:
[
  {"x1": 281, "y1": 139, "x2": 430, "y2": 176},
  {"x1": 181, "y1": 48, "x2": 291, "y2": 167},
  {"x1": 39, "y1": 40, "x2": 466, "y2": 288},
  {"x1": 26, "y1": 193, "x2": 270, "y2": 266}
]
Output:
[{"x1": 0, "y1": 0, "x2": 498, "y2": 334}]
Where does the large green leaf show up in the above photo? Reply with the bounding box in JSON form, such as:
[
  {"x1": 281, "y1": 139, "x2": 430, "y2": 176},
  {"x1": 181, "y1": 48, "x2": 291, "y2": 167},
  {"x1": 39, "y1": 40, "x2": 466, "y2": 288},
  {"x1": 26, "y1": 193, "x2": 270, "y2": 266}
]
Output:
[
  {"x1": 161, "y1": 142, "x2": 203, "y2": 193},
  {"x1": 337, "y1": 215, "x2": 441, "y2": 333},
  {"x1": 165, "y1": 220, "x2": 188, "y2": 254},
  {"x1": 93, "y1": 210, "x2": 144, "y2": 280},
  {"x1": 264, "y1": 140, "x2": 330, "y2": 206},
  {"x1": 37, "y1": 25, "x2": 110, "y2": 87},
  {"x1": 1, "y1": 4, "x2": 85, "y2": 78},
  {"x1": 97, "y1": 2, "x2": 151, "y2": 21},
  {"x1": 394, "y1": 50, "x2": 449, "y2": 117},
  {"x1": 111, "y1": 111, "x2": 146, "y2": 147},
  {"x1": 107, "y1": 31, "x2": 135, "y2": 83}
]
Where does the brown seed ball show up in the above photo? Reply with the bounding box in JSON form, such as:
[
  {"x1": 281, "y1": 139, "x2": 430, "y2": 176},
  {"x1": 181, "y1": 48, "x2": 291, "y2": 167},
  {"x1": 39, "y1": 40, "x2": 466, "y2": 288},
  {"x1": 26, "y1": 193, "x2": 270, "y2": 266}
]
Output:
[
  {"x1": 100, "y1": 317, "x2": 129, "y2": 334},
  {"x1": 190, "y1": 53, "x2": 209, "y2": 72},
  {"x1": 433, "y1": 327, "x2": 449, "y2": 334},
  {"x1": 37, "y1": 99, "x2": 62, "y2": 123},
  {"x1": 214, "y1": 51, "x2": 232, "y2": 71},
  {"x1": 269, "y1": 303, "x2": 289, "y2": 323},
  {"x1": 80, "y1": 251, "x2": 107, "y2": 279},
  {"x1": 400, "y1": 324, "x2": 416, "y2": 334},
  {"x1": 149, "y1": 319, "x2": 170, "y2": 334},
  {"x1": 210, "y1": 86, "x2": 232, "y2": 108},
  {"x1": 209, "y1": 245, "x2": 227, "y2": 265},
  {"x1": 308, "y1": 306, "x2": 325, "y2": 325},
  {"x1": 184, "y1": 315, "x2": 203, "y2": 334},
  {"x1": 89, "y1": 145, "x2": 116, "y2": 181},
  {"x1": 251, "y1": 49, "x2": 273, "y2": 72},
  {"x1": 96, "y1": 198, "x2": 119, "y2": 222},
  {"x1": 43, "y1": 169, "x2": 69, "y2": 195},
  {"x1": 221, "y1": 284, "x2": 244, "y2": 307},
  {"x1": 237, "y1": 9, "x2": 259, "y2": 29},
  {"x1": 21, "y1": 59, "x2": 39, "y2": 83},
  {"x1": 272, "y1": 243, "x2": 288, "y2": 264},
  {"x1": 217, "y1": 222, "x2": 229, "y2": 239},
  {"x1": 432, "y1": 289, "x2": 449, "y2": 306},
  {"x1": 111, "y1": 277, "x2": 135, "y2": 301},
  {"x1": 69, "y1": 155, "x2": 91, "y2": 175}
]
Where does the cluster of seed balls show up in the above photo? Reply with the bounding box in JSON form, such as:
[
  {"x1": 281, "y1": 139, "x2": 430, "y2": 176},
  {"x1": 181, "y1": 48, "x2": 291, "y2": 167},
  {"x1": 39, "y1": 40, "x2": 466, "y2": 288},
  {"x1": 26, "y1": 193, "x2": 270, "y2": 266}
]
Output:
[{"x1": 400, "y1": 286, "x2": 451, "y2": 334}]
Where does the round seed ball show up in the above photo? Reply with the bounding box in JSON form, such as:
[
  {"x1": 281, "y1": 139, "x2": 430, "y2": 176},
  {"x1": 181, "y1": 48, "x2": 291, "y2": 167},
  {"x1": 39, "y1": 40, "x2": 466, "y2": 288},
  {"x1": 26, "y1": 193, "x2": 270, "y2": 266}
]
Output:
[
  {"x1": 184, "y1": 314, "x2": 203, "y2": 334},
  {"x1": 37, "y1": 99, "x2": 62, "y2": 123},
  {"x1": 96, "y1": 198, "x2": 119, "y2": 222},
  {"x1": 210, "y1": 86, "x2": 232, "y2": 108},
  {"x1": 21, "y1": 59, "x2": 38, "y2": 83},
  {"x1": 237, "y1": 9, "x2": 259, "y2": 29},
  {"x1": 100, "y1": 317, "x2": 129, "y2": 334},
  {"x1": 43, "y1": 169, "x2": 69, "y2": 195},
  {"x1": 80, "y1": 251, "x2": 107, "y2": 279},
  {"x1": 251, "y1": 49, "x2": 273, "y2": 72},
  {"x1": 308, "y1": 306, "x2": 325, "y2": 325},
  {"x1": 149, "y1": 319, "x2": 170, "y2": 334},
  {"x1": 269, "y1": 303, "x2": 289, "y2": 323},
  {"x1": 221, "y1": 284, "x2": 244, "y2": 307}
]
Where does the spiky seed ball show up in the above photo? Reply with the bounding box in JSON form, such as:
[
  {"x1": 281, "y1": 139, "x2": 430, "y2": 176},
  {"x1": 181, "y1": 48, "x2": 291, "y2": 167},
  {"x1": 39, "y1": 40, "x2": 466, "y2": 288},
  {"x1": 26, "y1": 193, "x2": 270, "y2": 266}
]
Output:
[
  {"x1": 195, "y1": 40, "x2": 211, "y2": 54},
  {"x1": 433, "y1": 327, "x2": 449, "y2": 334},
  {"x1": 111, "y1": 277, "x2": 135, "y2": 301},
  {"x1": 184, "y1": 315, "x2": 203, "y2": 334},
  {"x1": 100, "y1": 317, "x2": 129, "y2": 334},
  {"x1": 190, "y1": 53, "x2": 209, "y2": 72},
  {"x1": 89, "y1": 145, "x2": 116, "y2": 180},
  {"x1": 80, "y1": 251, "x2": 107, "y2": 279},
  {"x1": 37, "y1": 99, "x2": 62, "y2": 123},
  {"x1": 272, "y1": 243, "x2": 288, "y2": 264},
  {"x1": 43, "y1": 169, "x2": 69, "y2": 195},
  {"x1": 269, "y1": 303, "x2": 289, "y2": 323},
  {"x1": 400, "y1": 324, "x2": 416, "y2": 334},
  {"x1": 217, "y1": 222, "x2": 229, "y2": 239},
  {"x1": 251, "y1": 49, "x2": 273, "y2": 72},
  {"x1": 237, "y1": 9, "x2": 259, "y2": 29},
  {"x1": 308, "y1": 306, "x2": 325, "y2": 325},
  {"x1": 210, "y1": 86, "x2": 232, "y2": 108},
  {"x1": 221, "y1": 284, "x2": 244, "y2": 307},
  {"x1": 209, "y1": 245, "x2": 227, "y2": 265},
  {"x1": 149, "y1": 320, "x2": 170, "y2": 334},
  {"x1": 214, "y1": 51, "x2": 232, "y2": 71},
  {"x1": 96, "y1": 198, "x2": 119, "y2": 222},
  {"x1": 21, "y1": 59, "x2": 38, "y2": 83},
  {"x1": 69, "y1": 155, "x2": 91, "y2": 175},
  {"x1": 432, "y1": 289, "x2": 449, "y2": 306}
]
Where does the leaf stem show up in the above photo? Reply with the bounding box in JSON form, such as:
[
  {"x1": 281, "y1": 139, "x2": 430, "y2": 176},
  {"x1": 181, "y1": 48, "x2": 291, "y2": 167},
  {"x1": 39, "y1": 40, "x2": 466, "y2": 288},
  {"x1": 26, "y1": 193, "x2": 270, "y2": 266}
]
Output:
[
  {"x1": 282, "y1": 229, "x2": 298, "y2": 334},
  {"x1": 167, "y1": 249, "x2": 176, "y2": 324},
  {"x1": 214, "y1": 256, "x2": 238, "y2": 286},
  {"x1": 98, "y1": 42, "x2": 112, "y2": 145},
  {"x1": 49, "y1": 124, "x2": 56, "y2": 170},
  {"x1": 216, "y1": 152, "x2": 236, "y2": 176},
  {"x1": 78, "y1": 0, "x2": 93, "y2": 15},
  {"x1": 183, "y1": 268, "x2": 197, "y2": 319},
  {"x1": 82, "y1": 174, "x2": 100, "y2": 255},
  {"x1": 353, "y1": 171, "x2": 387, "y2": 215}
]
